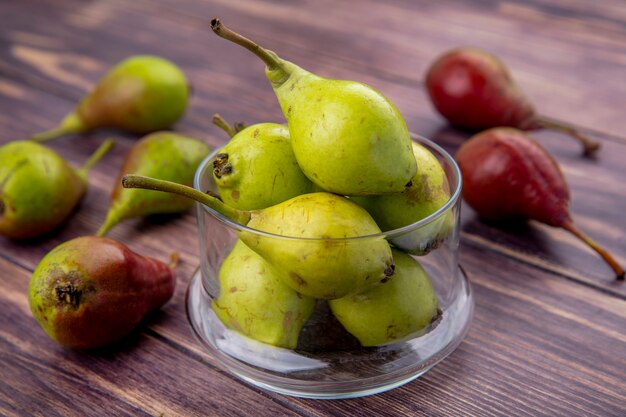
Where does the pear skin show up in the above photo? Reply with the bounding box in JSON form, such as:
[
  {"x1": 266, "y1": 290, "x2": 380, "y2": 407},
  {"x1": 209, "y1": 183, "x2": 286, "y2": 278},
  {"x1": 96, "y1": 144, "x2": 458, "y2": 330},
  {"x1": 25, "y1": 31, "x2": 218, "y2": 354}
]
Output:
[
  {"x1": 352, "y1": 142, "x2": 453, "y2": 254},
  {"x1": 213, "y1": 240, "x2": 315, "y2": 349},
  {"x1": 211, "y1": 20, "x2": 416, "y2": 195},
  {"x1": 329, "y1": 249, "x2": 439, "y2": 347},
  {"x1": 242, "y1": 192, "x2": 395, "y2": 299},
  {"x1": 97, "y1": 132, "x2": 210, "y2": 236},
  {"x1": 29, "y1": 236, "x2": 176, "y2": 349},
  {"x1": 30, "y1": 56, "x2": 189, "y2": 142},
  {"x1": 212, "y1": 122, "x2": 315, "y2": 210},
  {"x1": 0, "y1": 140, "x2": 113, "y2": 239}
]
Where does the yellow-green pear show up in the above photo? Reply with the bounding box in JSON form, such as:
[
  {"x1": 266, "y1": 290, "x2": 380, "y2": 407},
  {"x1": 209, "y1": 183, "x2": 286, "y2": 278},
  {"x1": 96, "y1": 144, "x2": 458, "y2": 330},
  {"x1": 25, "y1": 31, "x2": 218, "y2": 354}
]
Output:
[
  {"x1": 122, "y1": 176, "x2": 395, "y2": 299},
  {"x1": 213, "y1": 240, "x2": 315, "y2": 348},
  {"x1": 352, "y1": 142, "x2": 453, "y2": 254},
  {"x1": 211, "y1": 114, "x2": 315, "y2": 210},
  {"x1": 329, "y1": 249, "x2": 439, "y2": 347},
  {"x1": 210, "y1": 19, "x2": 416, "y2": 195}
]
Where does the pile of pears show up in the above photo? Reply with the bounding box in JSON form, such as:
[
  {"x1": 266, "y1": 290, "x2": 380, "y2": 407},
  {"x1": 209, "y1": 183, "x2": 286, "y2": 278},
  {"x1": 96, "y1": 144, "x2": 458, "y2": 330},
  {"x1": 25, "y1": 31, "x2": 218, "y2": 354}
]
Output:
[
  {"x1": 0, "y1": 55, "x2": 216, "y2": 349},
  {"x1": 122, "y1": 19, "x2": 453, "y2": 349}
]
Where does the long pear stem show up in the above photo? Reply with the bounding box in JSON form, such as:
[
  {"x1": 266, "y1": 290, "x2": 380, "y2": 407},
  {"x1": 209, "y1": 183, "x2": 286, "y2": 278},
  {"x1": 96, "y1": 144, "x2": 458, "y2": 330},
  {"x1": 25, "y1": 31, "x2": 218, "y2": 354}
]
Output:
[
  {"x1": 29, "y1": 126, "x2": 73, "y2": 143},
  {"x1": 95, "y1": 210, "x2": 119, "y2": 237},
  {"x1": 122, "y1": 174, "x2": 251, "y2": 225},
  {"x1": 77, "y1": 139, "x2": 116, "y2": 178},
  {"x1": 561, "y1": 220, "x2": 624, "y2": 280},
  {"x1": 212, "y1": 114, "x2": 236, "y2": 138},
  {"x1": 534, "y1": 116, "x2": 601, "y2": 156},
  {"x1": 210, "y1": 18, "x2": 282, "y2": 71}
]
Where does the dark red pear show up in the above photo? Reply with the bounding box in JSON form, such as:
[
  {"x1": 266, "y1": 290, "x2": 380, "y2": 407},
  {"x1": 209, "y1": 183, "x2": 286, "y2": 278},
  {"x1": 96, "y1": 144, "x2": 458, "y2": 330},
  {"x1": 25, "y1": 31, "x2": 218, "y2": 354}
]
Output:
[
  {"x1": 456, "y1": 127, "x2": 623, "y2": 280},
  {"x1": 29, "y1": 236, "x2": 177, "y2": 349},
  {"x1": 426, "y1": 47, "x2": 600, "y2": 156}
]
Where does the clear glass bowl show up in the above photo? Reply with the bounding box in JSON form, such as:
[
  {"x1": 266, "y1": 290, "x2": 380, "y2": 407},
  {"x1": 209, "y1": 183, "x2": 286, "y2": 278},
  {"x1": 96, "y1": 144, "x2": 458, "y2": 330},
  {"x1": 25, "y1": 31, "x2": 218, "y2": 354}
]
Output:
[{"x1": 186, "y1": 134, "x2": 473, "y2": 399}]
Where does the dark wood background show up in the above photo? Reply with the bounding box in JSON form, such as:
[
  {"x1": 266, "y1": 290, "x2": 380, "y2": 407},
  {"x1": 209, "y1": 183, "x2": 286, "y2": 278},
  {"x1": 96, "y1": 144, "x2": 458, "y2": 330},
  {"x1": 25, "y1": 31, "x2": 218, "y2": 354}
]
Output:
[{"x1": 1, "y1": 0, "x2": 625, "y2": 415}]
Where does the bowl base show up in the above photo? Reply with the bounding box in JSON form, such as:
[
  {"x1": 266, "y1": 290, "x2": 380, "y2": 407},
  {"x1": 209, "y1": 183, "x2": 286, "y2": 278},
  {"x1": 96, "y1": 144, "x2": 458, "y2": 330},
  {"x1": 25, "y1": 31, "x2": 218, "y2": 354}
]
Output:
[{"x1": 186, "y1": 266, "x2": 473, "y2": 399}]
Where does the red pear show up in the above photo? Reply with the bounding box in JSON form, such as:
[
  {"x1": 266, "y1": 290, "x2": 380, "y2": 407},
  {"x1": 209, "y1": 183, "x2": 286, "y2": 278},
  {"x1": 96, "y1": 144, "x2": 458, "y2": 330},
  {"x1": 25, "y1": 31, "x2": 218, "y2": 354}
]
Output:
[
  {"x1": 456, "y1": 128, "x2": 623, "y2": 280},
  {"x1": 426, "y1": 47, "x2": 600, "y2": 156},
  {"x1": 29, "y1": 236, "x2": 177, "y2": 349}
]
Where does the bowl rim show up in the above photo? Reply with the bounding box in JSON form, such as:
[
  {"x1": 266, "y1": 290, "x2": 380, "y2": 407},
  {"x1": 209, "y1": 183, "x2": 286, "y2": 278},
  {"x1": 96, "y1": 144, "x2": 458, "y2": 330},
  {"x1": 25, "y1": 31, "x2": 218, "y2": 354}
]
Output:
[{"x1": 193, "y1": 132, "x2": 462, "y2": 241}]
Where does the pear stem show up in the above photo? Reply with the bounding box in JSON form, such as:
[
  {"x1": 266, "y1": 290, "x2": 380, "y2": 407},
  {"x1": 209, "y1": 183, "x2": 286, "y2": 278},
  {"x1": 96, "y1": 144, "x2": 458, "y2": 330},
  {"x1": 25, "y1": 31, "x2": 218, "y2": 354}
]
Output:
[
  {"x1": 212, "y1": 114, "x2": 236, "y2": 138},
  {"x1": 29, "y1": 126, "x2": 73, "y2": 143},
  {"x1": 534, "y1": 116, "x2": 601, "y2": 156},
  {"x1": 77, "y1": 139, "x2": 116, "y2": 179},
  {"x1": 121, "y1": 174, "x2": 251, "y2": 225},
  {"x1": 95, "y1": 210, "x2": 119, "y2": 237},
  {"x1": 561, "y1": 220, "x2": 624, "y2": 280},
  {"x1": 210, "y1": 18, "x2": 282, "y2": 71}
]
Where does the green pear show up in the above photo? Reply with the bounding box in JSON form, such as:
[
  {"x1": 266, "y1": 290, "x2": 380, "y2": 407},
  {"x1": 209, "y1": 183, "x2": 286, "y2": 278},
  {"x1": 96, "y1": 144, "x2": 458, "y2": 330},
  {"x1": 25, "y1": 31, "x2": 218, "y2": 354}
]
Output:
[
  {"x1": 210, "y1": 19, "x2": 416, "y2": 195},
  {"x1": 213, "y1": 240, "x2": 315, "y2": 348},
  {"x1": 0, "y1": 140, "x2": 114, "y2": 239},
  {"x1": 96, "y1": 132, "x2": 210, "y2": 236},
  {"x1": 352, "y1": 142, "x2": 453, "y2": 254},
  {"x1": 122, "y1": 176, "x2": 395, "y2": 299},
  {"x1": 211, "y1": 114, "x2": 315, "y2": 210},
  {"x1": 329, "y1": 249, "x2": 439, "y2": 347},
  {"x1": 29, "y1": 56, "x2": 189, "y2": 142}
]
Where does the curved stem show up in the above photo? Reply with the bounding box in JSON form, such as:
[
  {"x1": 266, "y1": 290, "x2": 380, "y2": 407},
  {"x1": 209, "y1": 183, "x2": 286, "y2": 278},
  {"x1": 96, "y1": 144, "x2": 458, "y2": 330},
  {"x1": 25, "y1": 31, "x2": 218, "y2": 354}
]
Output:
[
  {"x1": 29, "y1": 126, "x2": 73, "y2": 143},
  {"x1": 212, "y1": 114, "x2": 236, "y2": 138},
  {"x1": 561, "y1": 220, "x2": 624, "y2": 280},
  {"x1": 77, "y1": 139, "x2": 116, "y2": 179},
  {"x1": 210, "y1": 18, "x2": 282, "y2": 71},
  {"x1": 122, "y1": 174, "x2": 251, "y2": 225},
  {"x1": 95, "y1": 210, "x2": 118, "y2": 237},
  {"x1": 534, "y1": 116, "x2": 601, "y2": 156}
]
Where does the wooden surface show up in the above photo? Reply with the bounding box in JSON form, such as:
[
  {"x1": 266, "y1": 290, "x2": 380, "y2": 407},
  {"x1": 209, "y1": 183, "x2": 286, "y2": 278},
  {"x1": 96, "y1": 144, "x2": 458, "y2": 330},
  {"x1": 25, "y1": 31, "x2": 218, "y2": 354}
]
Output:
[{"x1": 1, "y1": 0, "x2": 625, "y2": 415}]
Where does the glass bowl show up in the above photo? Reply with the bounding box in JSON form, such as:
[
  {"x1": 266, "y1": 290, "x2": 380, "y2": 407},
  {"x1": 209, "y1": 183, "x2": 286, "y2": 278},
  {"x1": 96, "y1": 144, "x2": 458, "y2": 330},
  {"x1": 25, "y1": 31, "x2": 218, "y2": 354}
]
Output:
[{"x1": 186, "y1": 133, "x2": 473, "y2": 399}]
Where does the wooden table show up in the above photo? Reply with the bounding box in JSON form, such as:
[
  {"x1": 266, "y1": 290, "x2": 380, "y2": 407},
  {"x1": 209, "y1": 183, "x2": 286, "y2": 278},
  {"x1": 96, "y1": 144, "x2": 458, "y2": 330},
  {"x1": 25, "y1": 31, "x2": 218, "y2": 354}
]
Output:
[{"x1": 1, "y1": 0, "x2": 625, "y2": 415}]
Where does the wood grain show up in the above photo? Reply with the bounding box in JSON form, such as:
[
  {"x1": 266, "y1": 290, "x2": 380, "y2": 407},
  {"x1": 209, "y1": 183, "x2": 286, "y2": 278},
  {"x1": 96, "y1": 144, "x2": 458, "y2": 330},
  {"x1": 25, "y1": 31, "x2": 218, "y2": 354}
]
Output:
[{"x1": 1, "y1": 0, "x2": 625, "y2": 415}]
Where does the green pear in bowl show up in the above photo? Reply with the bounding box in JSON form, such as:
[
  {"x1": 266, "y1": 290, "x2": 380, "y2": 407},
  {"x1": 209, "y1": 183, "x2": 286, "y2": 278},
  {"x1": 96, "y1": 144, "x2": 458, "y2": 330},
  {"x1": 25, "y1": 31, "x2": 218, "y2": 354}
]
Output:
[
  {"x1": 211, "y1": 114, "x2": 315, "y2": 210},
  {"x1": 96, "y1": 132, "x2": 211, "y2": 236},
  {"x1": 329, "y1": 249, "x2": 439, "y2": 347},
  {"x1": 122, "y1": 175, "x2": 395, "y2": 300},
  {"x1": 29, "y1": 56, "x2": 189, "y2": 142},
  {"x1": 0, "y1": 139, "x2": 113, "y2": 239},
  {"x1": 352, "y1": 142, "x2": 453, "y2": 255},
  {"x1": 210, "y1": 19, "x2": 416, "y2": 195},
  {"x1": 213, "y1": 240, "x2": 315, "y2": 349}
]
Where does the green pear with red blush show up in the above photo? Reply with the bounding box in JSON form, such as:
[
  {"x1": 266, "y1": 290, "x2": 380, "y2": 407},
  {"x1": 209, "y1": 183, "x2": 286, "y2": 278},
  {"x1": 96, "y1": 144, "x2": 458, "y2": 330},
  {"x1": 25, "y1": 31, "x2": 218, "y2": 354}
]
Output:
[
  {"x1": 29, "y1": 236, "x2": 176, "y2": 349},
  {"x1": 29, "y1": 56, "x2": 189, "y2": 142}
]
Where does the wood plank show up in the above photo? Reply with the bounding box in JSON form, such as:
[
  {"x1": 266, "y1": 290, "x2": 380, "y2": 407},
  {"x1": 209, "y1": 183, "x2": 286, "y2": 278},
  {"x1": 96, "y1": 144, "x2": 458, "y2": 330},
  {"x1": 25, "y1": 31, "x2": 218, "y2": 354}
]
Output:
[
  {"x1": 0, "y1": 257, "x2": 307, "y2": 417},
  {"x1": 2, "y1": 0, "x2": 626, "y2": 144}
]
